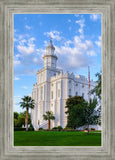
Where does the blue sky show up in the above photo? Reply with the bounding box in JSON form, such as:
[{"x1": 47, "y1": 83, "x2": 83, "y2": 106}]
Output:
[{"x1": 14, "y1": 14, "x2": 101, "y2": 113}]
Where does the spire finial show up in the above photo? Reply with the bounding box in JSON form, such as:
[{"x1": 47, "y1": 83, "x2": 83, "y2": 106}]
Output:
[{"x1": 50, "y1": 36, "x2": 53, "y2": 44}]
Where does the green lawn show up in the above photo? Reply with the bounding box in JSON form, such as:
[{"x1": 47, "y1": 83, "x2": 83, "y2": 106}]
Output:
[{"x1": 14, "y1": 131, "x2": 101, "y2": 146}]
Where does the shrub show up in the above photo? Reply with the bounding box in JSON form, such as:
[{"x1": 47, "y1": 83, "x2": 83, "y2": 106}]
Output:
[
  {"x1": 14, "y1": 127, "x2": 25, "y2": 131},
  {"x1": 57, "y1": 126, "x2": 63, "y2": 131},
  {"x1": 63, "y1": 127, "x2": 75, "y2": 132},
  {"x1": 43, "y1": 129, "x2": 51, "y2": 131},
  {"x1": 29, "y1": 127, "x2": 34, "y2": 131},
  {"x1": 29, "y1": 124, "x2": 34, "y2": 131},
  {"x1": 52, "y1": 127, "x2": 58, "y2": 131},
  {"x1": 39, "y1": 127, "x2": 43, "y2": 131},
  {"x1": 91, "y1": 128, "x2": 95, "y2": 131},
  {"x1": 52, "y1": 127, "x2": 58, "y2": 129}
]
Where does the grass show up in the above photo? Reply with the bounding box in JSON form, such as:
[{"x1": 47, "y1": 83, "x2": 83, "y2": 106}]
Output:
[{"x1": 14, "y1": 131, "x2": 101, "y2": 146}]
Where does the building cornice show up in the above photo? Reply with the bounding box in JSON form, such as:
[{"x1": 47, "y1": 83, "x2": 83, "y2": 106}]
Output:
[{"x1": 43, "y1": 54, "x2": 58, "y2": 60}]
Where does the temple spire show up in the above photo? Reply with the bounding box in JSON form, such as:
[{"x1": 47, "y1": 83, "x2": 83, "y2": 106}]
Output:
[{"x1": 46, "y1": 39, "x2": 55, "y2": 55}]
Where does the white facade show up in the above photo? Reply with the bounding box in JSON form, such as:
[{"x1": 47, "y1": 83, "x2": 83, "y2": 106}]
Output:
[{"x1": 31, "y1": 40, "x2": 98, "y2": 130}]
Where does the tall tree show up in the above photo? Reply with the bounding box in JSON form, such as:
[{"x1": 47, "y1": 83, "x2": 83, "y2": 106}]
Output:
[
  {"x1": 20, "y1": 96, "x2": 35, "y2": 131},
  {"x1": 14, "y1": 112, "x2": 19, "y2": 119},
  {"x1": 14, "y1": 111, "x2": 32, "y2": 128},
  {"x1": 84, "y1": 98, "x2": 100, "y2": 133},
  {"x1": 65, "y1": 96, "x2": 87, "y2": 129},
  {"x1": 43, "y1": 111, "x2": 55, "y2": 129},
  {"x1": 91, "y1": 71, "x2": 101, "y2": 100},
  {"x1": 14, "y1": 112, "x2": 19, "y2": 127},
  {"x1": 65, "y1": 96, "x2": 100, "y2": 131}
]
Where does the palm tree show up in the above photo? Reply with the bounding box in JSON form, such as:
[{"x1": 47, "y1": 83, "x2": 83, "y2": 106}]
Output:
[
  {"x1": 20, "y1": 96, "x2": 35, "y2": 131},
  {"x1": 43, "y1": 111, "x2": 55, "y2": 129},
  {"x1": 91, "y1": 71, "x2": 101, "y2": 100}
]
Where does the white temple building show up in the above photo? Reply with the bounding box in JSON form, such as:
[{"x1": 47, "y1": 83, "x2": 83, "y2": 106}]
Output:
[{"x1": 31, "y1": 40, "x2": 100, "y2": 130}]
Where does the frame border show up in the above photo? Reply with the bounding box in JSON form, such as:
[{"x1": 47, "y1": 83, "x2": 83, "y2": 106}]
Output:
[{"x1": 0, "y1": 0, "x2": 115, "y2": 160}]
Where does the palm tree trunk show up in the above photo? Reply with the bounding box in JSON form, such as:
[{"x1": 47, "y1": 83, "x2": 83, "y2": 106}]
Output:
[
  {"x1": 26, "y1": 107, "x2": 29, "y2": 131},
  {"x1": 48, "y1": 120, "x2": 50, "y2": 130}
]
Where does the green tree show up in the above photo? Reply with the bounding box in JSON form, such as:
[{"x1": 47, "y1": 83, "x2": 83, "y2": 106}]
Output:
[
  {"x1": 84, "y1": 98, "x2": 100, "y2": 133},
  {"x1": 91, "y1": 71, "x2": 101, "y2": 100},
  {"x1": 19, "y1": 111, "x2": 31, "y2": 125},
  {"x1": 16, "y1": 114, "x2": 25, "y2": 127},
  {"x1": 14, "y1": 112, "x2": 19, "y2": 127},
  {"x1": 14, "y1": 112, "x2": 19, "y2": 119},
  {"x1": 14, "y1": 111, "x2": 32, "y2": 128},
  {"x1": 43, "y1": 111, "x2": 55, "y2": 129},
  {"x1": 65, "y1": 96, "x2": 87, "y2": 129},
  {"x1": 19, "y1": 96, "x2": 35, "y2": 131}
]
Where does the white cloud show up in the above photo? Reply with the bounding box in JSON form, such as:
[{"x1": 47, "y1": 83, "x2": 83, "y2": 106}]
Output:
[
  {"x1": 14, "y1": 77, "x2": 20, "y2": 80},
  {"x1": 87, "y1": 50, "x2": 96, "y2": 56},
  {"x1": 14, "y1": 34, "x2": 44, "y2": 76},
  {"x1": 76, "y1": 19, "x2": 85, "y2": 28},
  {"x1": 75, "y1": 18, "x2": 85, "y2": 35},
  {"x1": 22, "y1": 86, "x2": 28, "y2": 89},
  {"x1": 14, "y1": 32, "x2": 97, "y2": 77},
  {"x1": 74, "y1": 14, "x2": 79, "y2": 17},
  {"x1": 90, "y1": 14, "x2": 101, "y2": 21},
  {"x1": 33, "y1": 57, "x2": 39, "y2": 63},
  {"x1": 14, "y1": 60, "x2": 21, "y2": 66},
  {"x1": 14, "y1": 95, "x2": 22, "y2": 99},
  {"x1": 43, "y1": 40, "x2": 48, "y2": 46},
  {"x1": 17, "y1": 37, "x2": 35, "y2": 55},
  {"x1": 68, "y1": 19, "x2": 71, "y2": 22},
  {"x1": 95, "y1": 36, "x2": 101, "y2": 47},
  {"x1": 99, "y1": 36, "x2": 101, "y2": 41},
  {"x1": 64, "y1": 40, "x2": 72, "y2": 47},
  {"x1": 44, "y1": 30, "x2": 62, "y2": 41},
  {"x1": 56, "y1": 36, "x2": 96, "y2": 56},
  {"x1": 25, "y1": 25, "x2": 31, "y2": 30},
  {"x1": 54, "y1": 35, "x2": 96, "y2": 72},
  {"x1": 17, "y1": 45, "x2": 34, "y2": 55}
]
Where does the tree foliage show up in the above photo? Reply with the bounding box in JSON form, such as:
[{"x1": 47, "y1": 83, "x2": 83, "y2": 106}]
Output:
[
  {"x1": 14, "y1": 111, "x2": 31, "y2": 128},
  {"x1": 14, "y1": 112, "x2": 19, "y2": 119},
  {"x1": 84, "y1": 98, "x2": 100, "y2": 132},
  {"x1": 90, "y1": 72, "x2": 101, "y2": 100},
  {"x1": 65, "y1": 96, "x2": 87, "y2": 129},
  {"x1": 43, "y1": 111, "x2": 55, "y2": 129},
  {"x1": 65, "y1": 96, "x2": 100, "y2": 130}
]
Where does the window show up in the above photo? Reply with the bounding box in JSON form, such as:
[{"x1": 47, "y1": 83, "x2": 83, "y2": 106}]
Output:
[
  {"x1": 58, "y1": 89, "x2": 60, "y2": 97},
  {"x1": 82, "y1": 84, "x2": 84, "y2": 88},
  {"x1": 69, "y1": 89, "x2": 71, "y2": 96},
  {"x1": 82, "y1": 93, "x2": 84, "y2": 98},
  {"x1": 76, "y1": 92, "x2": 78, "y2": 96},
  {"x1": 51, "y1": 91, "x2": 53, "y2": 99},
  {"x1": 76, "y1": 83, "x2": 78, "y2": 86},
  {"x1": 69, "y1": 80, "x2": 71, "y2": 83}
]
